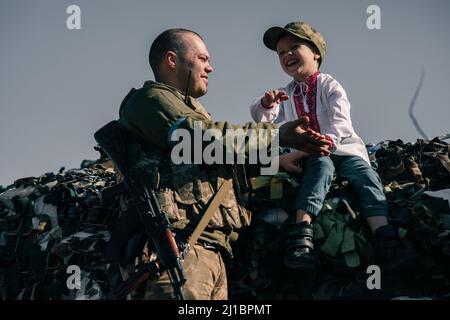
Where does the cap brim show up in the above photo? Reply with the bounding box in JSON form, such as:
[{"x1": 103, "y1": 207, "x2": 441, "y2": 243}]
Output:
[
  {"x1": 263, "y1": 27, "x2": 289, "y2": 51},
  {"x1": 263, "y1": 26, "x2": 315, "y2": 51}
]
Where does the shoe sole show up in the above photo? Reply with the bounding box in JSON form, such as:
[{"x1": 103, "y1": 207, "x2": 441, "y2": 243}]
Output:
[
  {"x1": 284, "y1": 257, "x2": 318, "y2": 271},
  {"x1": 381, "y1": 253, "x2": 422, "y2": 272}
]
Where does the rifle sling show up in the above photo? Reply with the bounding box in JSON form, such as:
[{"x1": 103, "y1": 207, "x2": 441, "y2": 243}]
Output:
[{"x1": 187, "y1": 178, "x2": 233, "y2": 248}]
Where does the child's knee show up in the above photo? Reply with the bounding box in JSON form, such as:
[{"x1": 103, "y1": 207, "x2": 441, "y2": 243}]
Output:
[
  {"x1": 355, "y1": 168, "x2": 383, "y2": 188},
  {"x1": 307, "y1": 155, "x2": 334, "y2": 176}
]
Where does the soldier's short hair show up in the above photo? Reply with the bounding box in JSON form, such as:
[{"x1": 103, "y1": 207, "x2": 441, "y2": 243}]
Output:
[{"x1": 149, "y1": 28, "x2": 203, "y2": 79}]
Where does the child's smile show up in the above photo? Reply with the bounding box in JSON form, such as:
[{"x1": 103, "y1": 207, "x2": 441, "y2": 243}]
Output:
[
  {"x1": 276, "y1": 34, "x2": 320, "y2": 82},
  {"x1": 284, "y1": 56, "x2": 301, "y2": 69}
]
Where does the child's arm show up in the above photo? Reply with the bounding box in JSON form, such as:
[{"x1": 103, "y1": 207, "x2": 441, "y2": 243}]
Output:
[{"x1": 250, "y1": 90, "x2": 288, "y2": 123}]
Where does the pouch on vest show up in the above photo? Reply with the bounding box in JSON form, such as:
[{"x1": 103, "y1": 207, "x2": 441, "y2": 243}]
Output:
[{"x1": 171, "y1": 164, "x2": 215, "y2": 206}]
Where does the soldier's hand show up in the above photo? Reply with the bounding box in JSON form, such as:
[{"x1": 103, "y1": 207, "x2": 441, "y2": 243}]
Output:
[
  {"x1": 279, "y1": 117, "x2": 331, "y2": 156},
  {"x1": 261, "y1": 90, "x2": 289, "y2": 109},
  {"x1": 305, "y1": 128, "x2": 326, "y2": 141},
  {"x1": 279, "y1": 152, "x2": 305, "y2": 178}
]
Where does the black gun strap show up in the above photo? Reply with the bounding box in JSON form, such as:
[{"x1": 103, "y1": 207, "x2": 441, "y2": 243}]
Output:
[{"x1": 187, "y1": 178, "x2": 233, "y2": 248}]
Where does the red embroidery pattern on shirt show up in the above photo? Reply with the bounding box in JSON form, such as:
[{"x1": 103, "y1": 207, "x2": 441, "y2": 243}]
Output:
[{"x1": 293, "y1": 71, "x2": 321, "y2": 133}]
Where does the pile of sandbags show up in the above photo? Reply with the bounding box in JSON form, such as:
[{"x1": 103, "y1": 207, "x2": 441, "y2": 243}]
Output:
[
  {"x1": 1, "y1": 137, "x2": 449, "y2": 299},
  {"x1": 227, "y1": 137, "x2": 450, "y2": 299},
  {"x1": 0, "y1": 160, "x2": 123, "y2": 299}
]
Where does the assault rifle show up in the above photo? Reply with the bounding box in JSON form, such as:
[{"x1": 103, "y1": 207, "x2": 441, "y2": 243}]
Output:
[{"x1": 94, "y1": 120, "x2": 186, "y2": 300}]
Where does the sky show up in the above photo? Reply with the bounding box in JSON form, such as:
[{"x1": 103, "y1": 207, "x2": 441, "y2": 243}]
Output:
[{"x1": 1, "y1": 0, "x2": 449, "y2": 186}]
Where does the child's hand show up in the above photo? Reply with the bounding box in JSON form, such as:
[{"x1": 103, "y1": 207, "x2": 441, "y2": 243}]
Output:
[
  {"x1": 305, "y1": 128, "x2": 333, "y2": 155},
  {"x1": 279, "y1": 118, "x2": 331, "y2": 156},
  {"x1": 294, "y1": 117, "x2": 332, "y2": 156},
  {"x1": 261, "y1": 90, "x2": 289, "y2": 108},
  {"x1": 305, "y1": 128, "x2": 326, "y2": 142}
]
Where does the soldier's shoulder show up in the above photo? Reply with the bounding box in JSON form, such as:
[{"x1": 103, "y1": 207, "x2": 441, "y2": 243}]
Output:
[
  {"x1": 119, "y1": 81, "x2": 185, "y2": 120},
  {"x1": 139, "y1": 81, "x2": 182, "y2": 101}
]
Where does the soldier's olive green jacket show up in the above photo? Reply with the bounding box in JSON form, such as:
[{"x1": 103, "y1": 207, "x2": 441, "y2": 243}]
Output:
[{"x1": 118, "y1": 81, "x2": 277, "y2": 256}]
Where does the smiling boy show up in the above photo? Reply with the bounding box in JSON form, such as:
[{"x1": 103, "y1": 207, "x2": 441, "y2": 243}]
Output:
[{"x1": 250, "y1": 21, "x2": 419, "y2": 271}]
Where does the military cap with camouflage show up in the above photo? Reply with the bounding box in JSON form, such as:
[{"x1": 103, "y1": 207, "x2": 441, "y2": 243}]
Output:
[{"x1": 263, "y1": 21, "x2": 327, "y2": 66}]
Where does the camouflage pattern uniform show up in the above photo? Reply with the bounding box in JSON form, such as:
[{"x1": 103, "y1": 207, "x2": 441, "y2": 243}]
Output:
[{"x1": 118, "y1": 80, "x2": 276, "y2": 299}]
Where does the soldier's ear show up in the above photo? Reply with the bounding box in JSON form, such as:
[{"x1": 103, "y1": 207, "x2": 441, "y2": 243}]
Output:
[
  {"x1": 314, "y1": 53, "x2": 321, "y2": 61},
  {"x1": 166, "y1": 51, "x2": 177, "y2": 70}
]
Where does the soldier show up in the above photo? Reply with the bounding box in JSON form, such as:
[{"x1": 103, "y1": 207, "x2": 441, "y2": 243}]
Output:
[{"x1": 117, "y1": 28, "x2": 331, "y2": 299}]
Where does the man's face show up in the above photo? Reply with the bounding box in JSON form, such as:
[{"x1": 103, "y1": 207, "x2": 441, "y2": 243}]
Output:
[
  {"x1": 176, "y1": 33, "x2": 213, "y2": 98},
  {"x1": 276, "y1": 34, "x2": 320, "y2": 82}
]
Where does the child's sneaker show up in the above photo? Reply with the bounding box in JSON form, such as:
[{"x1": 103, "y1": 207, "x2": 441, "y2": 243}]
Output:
[
  {"x1": 373, "y1": 225, "x2": 421, "y2": 272},
  {"x1": 283, "y1": 221, "x2": 317, "y2": 270}
]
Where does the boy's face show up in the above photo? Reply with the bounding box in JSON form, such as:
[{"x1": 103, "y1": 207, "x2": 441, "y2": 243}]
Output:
[{"x1": 276, "y1": 34, "x2": 321, "y2": 82}]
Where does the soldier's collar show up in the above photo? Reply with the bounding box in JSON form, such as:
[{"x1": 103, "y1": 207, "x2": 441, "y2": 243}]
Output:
[
  {"x1": 144, "y1": 80, "x2": 211, "y2": 120},
  {"x1": 144, "y1": 80, "x2": 188, "y2": 100}
]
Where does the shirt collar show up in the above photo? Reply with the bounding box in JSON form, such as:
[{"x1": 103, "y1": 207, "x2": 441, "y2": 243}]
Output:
[{"x1": 293, "y1": 71, "x2": 320, "y2": 96}]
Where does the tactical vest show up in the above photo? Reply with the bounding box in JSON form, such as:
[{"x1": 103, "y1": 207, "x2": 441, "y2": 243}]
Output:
[
  {"x1": 124, "y1": 131, "x2": 252, "y2": 255},
  {"x1": 116, "y1": 84, "x2": 253, "y2": 255}
]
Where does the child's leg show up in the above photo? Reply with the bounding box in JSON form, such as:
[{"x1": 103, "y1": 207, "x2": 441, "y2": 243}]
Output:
[
  {"x1": 366, "y1": 215, "x2": 388, "y2": 233},
  {"x1": 332, "y1": 155, "x2": 388, "y2": 232},
  {"x1": 332, "y1": 155, "x2": 420, "y2": 269},
  {"x1": 284, "y1": 155, "x2": 334, "y2": 270},
  {"x1": 296, "y1": 209, "x2": 313, "y2": 224},
  {"x1": 294, "y1": 154, "x2": 335, "y2": 222}
]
